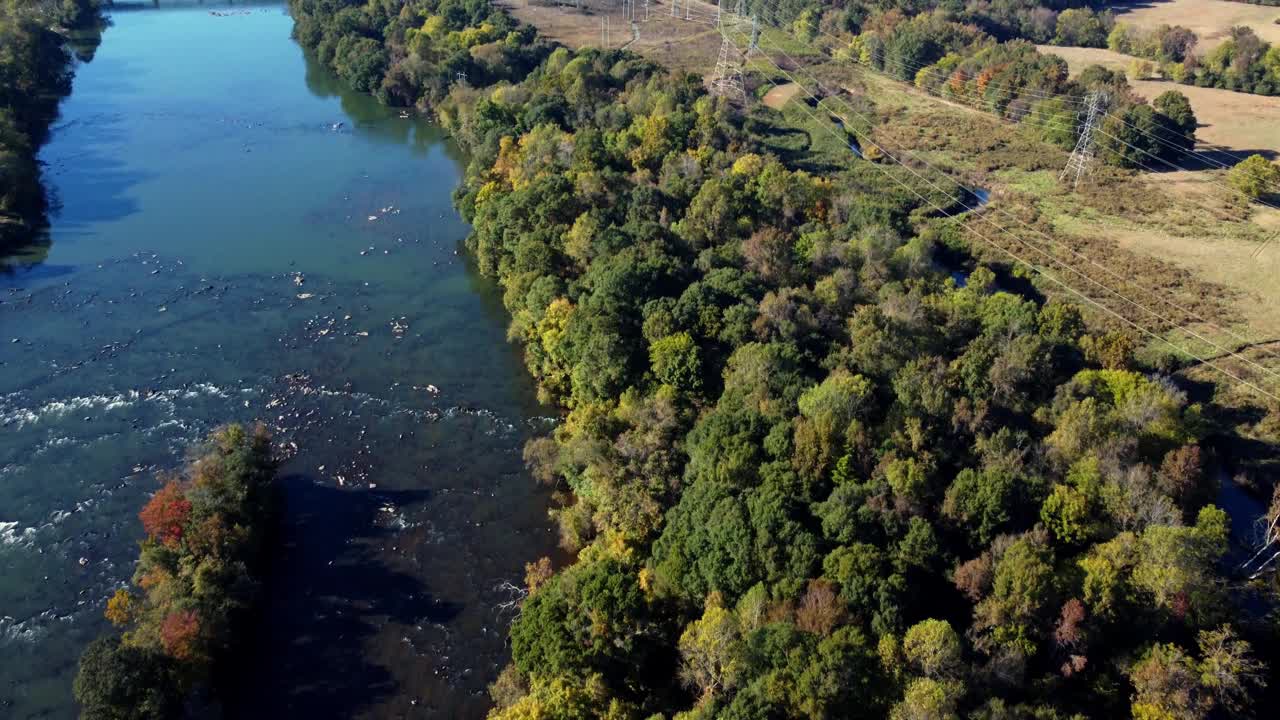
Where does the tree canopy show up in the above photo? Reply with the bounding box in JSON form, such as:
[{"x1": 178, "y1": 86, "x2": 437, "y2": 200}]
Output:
[
  {"x1": 289, "y1": 2, "x2": 1280, "y2": 718},
  {"x1": 75, "y1": 425, "x2": 278, "y2": 718}
]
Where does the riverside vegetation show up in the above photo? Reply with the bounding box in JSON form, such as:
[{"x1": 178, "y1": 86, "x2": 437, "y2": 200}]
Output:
[
  {"x1": 132, "y1": 0, "x2": 1280, "y2": 718},
  {"x1": 0, "y1": 0, "x2": 102, "y2": 250},
  {"x1": 73, "y1": 425, "x2": 278, "y2": 719}
]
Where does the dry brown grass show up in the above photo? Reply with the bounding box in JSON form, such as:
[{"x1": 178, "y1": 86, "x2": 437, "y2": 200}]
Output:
[
  {"x1": 1131, "y1": 81, "x2": 1280, "y2": 159},
  {"x1": 1111, "y1": 0, "x2": 1280, "y2": 53},
  {"x1": 1037, "y1": 44, "x2": 1132, "y2": 75},
  {"x1": 498, "y1": 0, "x2": 726, "y2": 75},
  {"x1": 762, "y1": 81, "x2": 800, "y2": 109}
]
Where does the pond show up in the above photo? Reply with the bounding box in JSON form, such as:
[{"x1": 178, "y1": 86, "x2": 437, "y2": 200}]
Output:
[{"x1": 0, "y1": 3, "x2": 556, "y2": 718}]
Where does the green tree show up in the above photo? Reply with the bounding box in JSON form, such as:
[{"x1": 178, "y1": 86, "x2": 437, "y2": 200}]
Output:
[
  {"x1": 890, "y1": 677, "x2": 964, "y2": 720},
  {"x1": 1129, "y1": 626, "x2": 1265, "y2": 720},
  {"x1": 1131, "y1": 506, "x2": 1228, "y2": 622},
  {"x1": 333, "y1": 36, "x2": 388, "y2": 93},
  {"x1": 902, "y1": 619, "x2": 963, "y2": 679},
  {"x1": 651, "y1": 481, "x2": 759, "y2": 601},
  {"x1": 1154, "y1": 91, "x2": 1197, "y2": 142},
  {"x1": 650, "y1": 331, "x2": 703, "y2": 393},
  {"x1": 972, "y1": 534, "x2": 1056, "y2": 657},
  {"x1": 1227, "y1": 154, "x2": 1280, "y2": 199},
  {"x1": 678, "y1": 593, "x2": 745, "y2": 699},
  {"x1": 1054, "y1": 9, "x2": 1110, "y2": 48},
  {"x1": 1040, "y1": 483, "x2": 1094, "y2": 545},
  {"x1": 73, "y1": 636, "x2": 181, "y2": 720},
  {"x1": 1030, "y1": 97, "x2": 1078, "y2": 150},
  {"x1": 794, "y1": 626, "x2": 890, "y2": 719},
  {"x1": 510, "y1": 558, "x2": 648, "y2": 681}
]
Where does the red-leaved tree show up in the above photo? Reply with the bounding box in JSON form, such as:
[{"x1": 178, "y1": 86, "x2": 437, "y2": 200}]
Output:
[
  {"x1": 159, "y1": 609, "x2": 201, "y2": 661},
  {"x1": 139, "y1": 481, "x2": 192, "y2": 549}
]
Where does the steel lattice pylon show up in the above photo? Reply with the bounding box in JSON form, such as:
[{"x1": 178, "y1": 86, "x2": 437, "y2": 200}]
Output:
[
  {"x1": 1060, "y1": 91, "x2": 1109, "y2": 188},
  {"x1": 709, "y1": 35, "x2": 747, "y2": 103},
  {"x1": 708, "y1": 1, "x2": 756, "y2": 104}
]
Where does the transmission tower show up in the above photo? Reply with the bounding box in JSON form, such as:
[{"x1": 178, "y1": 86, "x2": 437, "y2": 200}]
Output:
[
  {"x1": 708, "y1": 1, "x2": 752, "y2": 103},
  {"x1": 1060, "y1": 91, "x2": 1108, "y2": 188},
  {"x1": 709, "y1": 39, "x2": 746, "y2": 102}
]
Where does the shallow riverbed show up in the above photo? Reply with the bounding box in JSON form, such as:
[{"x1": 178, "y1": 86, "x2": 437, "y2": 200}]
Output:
[{"x1": 0, "y1": 4, "x2": 556, "y2": 717}]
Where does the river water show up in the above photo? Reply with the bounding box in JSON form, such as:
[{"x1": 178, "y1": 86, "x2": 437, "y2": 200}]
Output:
[{"x1": 0, "y1": 4, "x2": 557, "y2": 717}]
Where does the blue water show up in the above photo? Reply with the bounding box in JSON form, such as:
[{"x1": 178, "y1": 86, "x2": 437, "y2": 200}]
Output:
[{"x1": 0, "y1": 5, "x2": 556, "y2": 717}]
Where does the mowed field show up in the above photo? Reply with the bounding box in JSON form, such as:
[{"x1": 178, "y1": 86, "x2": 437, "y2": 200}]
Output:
[
  {"x1": 1038, "y1": 45, "x2": 1280, "y2": 159},
  {"x1": 496, "y1": 0, "x2": 726, "y2": 75},
  {"x1": 1110, "y1": 0, "x2": 1280, "y2": 52}
]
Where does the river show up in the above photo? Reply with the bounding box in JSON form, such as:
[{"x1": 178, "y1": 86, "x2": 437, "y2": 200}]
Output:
[{"x1": 0, "y1": 3, "x2": 557, "y2": 717}]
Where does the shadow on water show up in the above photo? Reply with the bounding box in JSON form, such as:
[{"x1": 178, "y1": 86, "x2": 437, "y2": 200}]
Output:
[
  {"x1": 0, "y1": 261, "x2": 77, "y2": 280},
  {"x1": 229, "y1": 476, "x2": 449, "y2": 718},
  {"x1": 44, "y1": 138, "x2": 149, "y2": 230},
  {"x1": 301, "y1": 50, "x2": 465, "y2": 162},
  {"x1": 13, "y1": 53, "x2": 151, "y2": 268}
]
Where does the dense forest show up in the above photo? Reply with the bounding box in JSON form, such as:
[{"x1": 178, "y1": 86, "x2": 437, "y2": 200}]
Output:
[
  {"x1": 0, "y1": 0, "x2": 101, "y2": 250},
  {"x1": 74, "y1": 425, "x2": 279, "y2": 719},
  {"x1": 286, "y1": 1, "x2": 1280, "y2": 719}
]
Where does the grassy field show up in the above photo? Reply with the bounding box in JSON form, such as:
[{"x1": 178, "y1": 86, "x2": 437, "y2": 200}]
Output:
[
  {"x1": 1111, "y1": 0, "x2": 1280, "y2": 53},
  {"x1": 1037, "y1": 44, "x2": 1280, "y2": 160},
  {"x1": 497, "y1": 0, "x2": 725, "y2": 73},
  {"x1": 1037, "y1": 43, "x2": 1134, "y2": 75},
  {"x1": 499, "y1": 0, "x2": 823, "y2": 77}
]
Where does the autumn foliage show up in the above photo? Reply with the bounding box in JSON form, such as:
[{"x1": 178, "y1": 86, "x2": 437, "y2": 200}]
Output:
[
  {"x1": 138, "y1": 480, "x2": 192, "y2": 548},
  {"x1": 159, "y1": 610, "x2": 201, "y2": 661},
  {"x1": 104, "y1": 589, "x2": 136, "y2": 627},
  {"x1": 76, "y1": 424, "x2": 277, "y2": 718}
]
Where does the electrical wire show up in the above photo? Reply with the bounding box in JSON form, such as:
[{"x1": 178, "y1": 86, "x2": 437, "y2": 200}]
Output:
[{"x1": 735, "y1": 25, "x2": 1280, "y2": 399}]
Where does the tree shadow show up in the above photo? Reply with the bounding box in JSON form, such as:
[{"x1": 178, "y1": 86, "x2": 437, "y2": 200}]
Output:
[
  {"x1": 1108, "y1": 0, "x2": 1178, "y2": 12},
  {"x1": 1178, "y1": 146, "x2": 1279, "y2": 171},
  {"x1": 225, "y1": 474, "x2": 454, "y2": 718}
]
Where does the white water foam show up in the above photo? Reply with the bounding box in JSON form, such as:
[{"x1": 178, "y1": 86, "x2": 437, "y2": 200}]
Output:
[{"x1": 0, "y1": 383, "x2": 240, "y2": 430}]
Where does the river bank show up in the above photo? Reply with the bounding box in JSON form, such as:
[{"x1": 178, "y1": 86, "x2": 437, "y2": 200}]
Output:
[{"x1": 0, "y1": 0, "x2": 103, "y2": 253}]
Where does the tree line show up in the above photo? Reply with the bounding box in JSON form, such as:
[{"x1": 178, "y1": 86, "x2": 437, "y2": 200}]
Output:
[
  {"x1": 838, "y1": 9, "x2": 1202, "y2": 169},
  {"x1": 805, "y1": 1, "x2": 1280, "y2": 98},
  {"x1": 291, "y1": 1, "x2": 1279, "y2": 719},
  {"x1": 73, "y1": 425, "x2": 279, "y2": 719},
  {"x1": 0, "y1": 0, "x2": 101, "y2": 251}
]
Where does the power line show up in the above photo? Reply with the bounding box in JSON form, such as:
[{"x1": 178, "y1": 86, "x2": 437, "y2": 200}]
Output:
[
  {"x1": 758, "y1": 56, "x2": 1280, "y2": 402},
  {"x1": 734, "y1": 26, "x2": 1280, "y2": 400},
  {"x1": 745, "y1": 0, "x2": 1280, "y2": 219},
  {"x1": 734, "y1": 1, "x2": 1280, "y2": 368},
  {"x1": 539, "y1": 0, "x2": 1280, "y2": 400}
]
